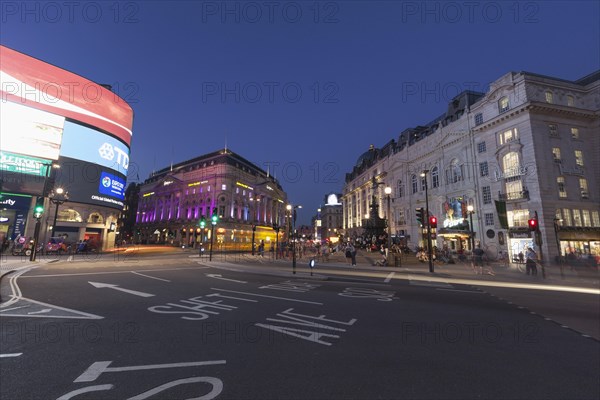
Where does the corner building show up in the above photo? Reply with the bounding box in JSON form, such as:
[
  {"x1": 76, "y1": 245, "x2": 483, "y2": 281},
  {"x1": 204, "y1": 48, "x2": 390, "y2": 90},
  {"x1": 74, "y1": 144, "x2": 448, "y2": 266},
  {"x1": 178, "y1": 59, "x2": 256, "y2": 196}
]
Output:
[
  {"x1": 0, "y1": 46, "x2": 134, "y2": 251},
  {"x1": 343, "y1": 70, "x2": 600, "y2": 263},
  {"x1": 136, "y1": 149, "x2": 289, "y2": 249}
]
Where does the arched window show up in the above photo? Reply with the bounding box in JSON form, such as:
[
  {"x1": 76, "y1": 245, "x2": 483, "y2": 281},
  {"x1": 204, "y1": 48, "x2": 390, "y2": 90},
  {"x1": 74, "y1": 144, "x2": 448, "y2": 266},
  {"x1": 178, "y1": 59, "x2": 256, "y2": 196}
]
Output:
[
  {"x1": 411, "y1": 175, "x2": 418, "y2": 194},
  {"x1": 87, "y1": 212, "x2": 104, "y2": 224},
  {"x1": 431, "y1": 167, "x2": 439, "y2": 188},
  {"x1": 57, "y1": 209, "x2": 82, "y2": 222}
]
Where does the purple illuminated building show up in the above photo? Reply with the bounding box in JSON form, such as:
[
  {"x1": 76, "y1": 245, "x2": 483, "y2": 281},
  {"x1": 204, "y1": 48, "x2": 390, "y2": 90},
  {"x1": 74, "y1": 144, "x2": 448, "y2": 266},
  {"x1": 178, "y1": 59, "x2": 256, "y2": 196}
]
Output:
[{"x1": 135, "y1": 149, "x2": 289, "y2": 249}]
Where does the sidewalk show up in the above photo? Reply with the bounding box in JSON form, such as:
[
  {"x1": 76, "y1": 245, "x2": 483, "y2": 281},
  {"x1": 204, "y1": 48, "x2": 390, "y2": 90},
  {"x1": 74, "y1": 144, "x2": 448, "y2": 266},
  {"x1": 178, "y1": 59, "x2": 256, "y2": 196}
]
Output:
[
  {"x1": 0, "y1": 254, "x2": 58, "y2": 279},
  {"x1": 202, "y1": 249, "x2": 600, "y2": 290}
]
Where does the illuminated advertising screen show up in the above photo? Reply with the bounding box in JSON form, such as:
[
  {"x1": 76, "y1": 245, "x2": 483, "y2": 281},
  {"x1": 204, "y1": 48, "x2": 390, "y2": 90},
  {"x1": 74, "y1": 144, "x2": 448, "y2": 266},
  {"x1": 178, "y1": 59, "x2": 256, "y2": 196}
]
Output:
[
  {"x1": 1, "y1": 151, "x2": 50, "y2": 176},
  {"x1": 0, "y1": 101, "x2": 64, "y2": 160},
  {"x1": 60, "y1": 121, "x2": 130, "y2": 175},
  {"x1": 55, "y1": 157, "x2": 126, "y2": 210},
  {"x1": 1, "y1": 45, "x2": 133, "y2": 147}
]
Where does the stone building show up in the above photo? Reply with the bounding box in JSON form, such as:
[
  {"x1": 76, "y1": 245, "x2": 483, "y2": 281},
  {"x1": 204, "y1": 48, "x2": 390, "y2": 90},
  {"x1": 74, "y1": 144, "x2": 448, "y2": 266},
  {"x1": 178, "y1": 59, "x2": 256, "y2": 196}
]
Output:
[
  {"x1": 135, "y1": 149, "x2": 288, "y2": 250},
  {"x1": 342, "y1": 69, "x2": 599, "y2": 263}
]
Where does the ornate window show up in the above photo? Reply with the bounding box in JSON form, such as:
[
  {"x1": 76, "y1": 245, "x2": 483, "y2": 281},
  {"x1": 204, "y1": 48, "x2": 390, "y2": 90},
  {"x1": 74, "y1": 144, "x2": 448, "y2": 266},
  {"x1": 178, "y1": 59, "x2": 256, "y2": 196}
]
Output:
[
  {"x1": 498, "y1": 128, "x2": 518, "y2": 145},
  {"x1": 411, "y1": 175, "x2": 418, "y2": 194},
  {"x1": 498, "y1": 97, "x2": 509, "y2": 113},
  {"x1": 445, "y1": 161, "x2": 463, "y2": 184},
  {"x1": 57, "y1": 209, "x2": 83, "y2": 222},
  {"x1": 431, "y1": 167, "x2": 439, "y2": 188},
  {"x1": 397, "y1": 180, "x2": 404, "y2": 198},
  {"x1": 87, "y1": 212, "x2": 104, "y2": 224}
]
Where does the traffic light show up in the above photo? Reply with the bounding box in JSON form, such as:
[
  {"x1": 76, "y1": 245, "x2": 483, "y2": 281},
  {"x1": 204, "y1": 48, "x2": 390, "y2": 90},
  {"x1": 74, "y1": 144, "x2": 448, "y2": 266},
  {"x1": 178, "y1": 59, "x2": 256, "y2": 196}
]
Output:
[
  {"x1": 211, "y1": 213, "x2": 218, "y2": 225},
  {"x1": 200, "y1": 217, "x2": 206, "y2": 229},
  {"x1": 33, "y1": 197, "x2": 44, "y2": 219},
  {"x1": 429, "y1": 216, "x2": 437, "y2": 229},
  {"x1": 415, "y1": 208, "x2": 424, "y2": 226},
  {"x1": 528, "y1": 218, "x2": 538, "y2": 231}
]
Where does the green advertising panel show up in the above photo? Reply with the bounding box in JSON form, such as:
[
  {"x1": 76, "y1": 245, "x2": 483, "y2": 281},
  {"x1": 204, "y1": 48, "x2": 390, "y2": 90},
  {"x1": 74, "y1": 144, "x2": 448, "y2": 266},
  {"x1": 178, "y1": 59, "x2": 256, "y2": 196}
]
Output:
[{"x1": 0, "y1": 151, "x2": 50, "y2": 176}]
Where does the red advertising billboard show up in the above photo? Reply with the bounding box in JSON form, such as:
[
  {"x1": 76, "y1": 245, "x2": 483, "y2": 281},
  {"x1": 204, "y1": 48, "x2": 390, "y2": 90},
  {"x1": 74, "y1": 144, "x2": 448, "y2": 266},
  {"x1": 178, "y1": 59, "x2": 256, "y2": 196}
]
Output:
[{"x1": 0, "y1": 45, "x2": 134, "y2": 146}]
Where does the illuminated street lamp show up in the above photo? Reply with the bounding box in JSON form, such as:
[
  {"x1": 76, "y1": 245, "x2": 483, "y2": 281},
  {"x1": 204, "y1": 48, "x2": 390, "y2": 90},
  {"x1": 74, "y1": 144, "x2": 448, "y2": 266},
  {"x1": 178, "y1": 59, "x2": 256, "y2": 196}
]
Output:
[
  {"x1": 420, "y1": 170, "x2": 433, "y2": 273},
  {"x1": 467, "y1": 204, "x2": 475, "y2": 251},
  {"x1": 384, "y1": 186, "x2": 392, "y2": 258},
  {"x1": 49, "y1": 187, "x2": 68, "y2": 239}
]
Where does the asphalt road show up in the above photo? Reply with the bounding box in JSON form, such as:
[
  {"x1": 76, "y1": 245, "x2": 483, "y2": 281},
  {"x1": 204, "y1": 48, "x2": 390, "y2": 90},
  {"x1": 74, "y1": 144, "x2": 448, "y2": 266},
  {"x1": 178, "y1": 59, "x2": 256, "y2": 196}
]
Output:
[{"x1": 1, "y1": 252, "x2": 598, "y2": 399}]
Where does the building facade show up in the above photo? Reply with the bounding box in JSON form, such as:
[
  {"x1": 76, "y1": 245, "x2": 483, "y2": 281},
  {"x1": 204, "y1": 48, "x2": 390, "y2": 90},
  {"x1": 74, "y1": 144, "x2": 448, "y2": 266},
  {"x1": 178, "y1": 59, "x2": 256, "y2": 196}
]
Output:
[
  {"x1": 135, "y1": 149, "x2": 289, "y2": 250},
  {"x1": 0, "y1": 46, "x2": 134, "y2": 252},
  {"x1": 342, "y1": 70, "x2": 600, "y2": 263},
  {"x1": 313, "y1": 193, "x2": 343, "y2": 242}
]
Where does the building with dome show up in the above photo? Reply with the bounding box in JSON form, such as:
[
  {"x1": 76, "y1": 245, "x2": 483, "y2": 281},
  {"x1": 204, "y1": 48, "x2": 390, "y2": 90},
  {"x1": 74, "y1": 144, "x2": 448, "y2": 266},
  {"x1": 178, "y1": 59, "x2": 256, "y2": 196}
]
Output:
[{"x1": 313, "y1": 193, "x2": 343, "y2": 242}]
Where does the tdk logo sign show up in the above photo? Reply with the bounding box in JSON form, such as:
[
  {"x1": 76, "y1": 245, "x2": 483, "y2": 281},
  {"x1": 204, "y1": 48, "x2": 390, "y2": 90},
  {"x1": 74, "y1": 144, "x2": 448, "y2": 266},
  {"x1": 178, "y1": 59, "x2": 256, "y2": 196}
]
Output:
[{"x1": 98, "y1": 143, "x2": 129, "y2": 171}]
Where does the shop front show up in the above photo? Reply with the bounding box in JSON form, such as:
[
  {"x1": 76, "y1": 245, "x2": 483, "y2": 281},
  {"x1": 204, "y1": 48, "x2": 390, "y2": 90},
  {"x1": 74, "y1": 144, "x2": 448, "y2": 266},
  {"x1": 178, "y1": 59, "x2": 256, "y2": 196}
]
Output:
[
  {"x1": 507, "y1": 230, "x2": 534, "y2": 263},
  {"x1": 556, "y1": 227, "x2": 600, "y2": 267},
  {"x1": 0, "y1": 193, "x2": 32, "y2": 246}
]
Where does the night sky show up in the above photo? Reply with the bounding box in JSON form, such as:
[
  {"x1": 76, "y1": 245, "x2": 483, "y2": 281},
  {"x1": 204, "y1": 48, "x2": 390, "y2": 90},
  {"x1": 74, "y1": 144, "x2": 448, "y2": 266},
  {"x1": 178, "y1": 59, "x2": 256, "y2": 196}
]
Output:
[{"x1": 2, "y1": 1, "x2": 598, "y2": 224}]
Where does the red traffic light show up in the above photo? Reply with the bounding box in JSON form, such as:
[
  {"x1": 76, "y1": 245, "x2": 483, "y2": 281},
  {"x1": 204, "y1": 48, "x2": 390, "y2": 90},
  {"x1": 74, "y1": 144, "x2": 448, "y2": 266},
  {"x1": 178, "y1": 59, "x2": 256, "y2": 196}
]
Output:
[
  {"x1": 528, "y1": 218, "x2": 538, "y2": 231},
  {"x1": 429, "y1": 216, "x2": 437, "y2": 228}
]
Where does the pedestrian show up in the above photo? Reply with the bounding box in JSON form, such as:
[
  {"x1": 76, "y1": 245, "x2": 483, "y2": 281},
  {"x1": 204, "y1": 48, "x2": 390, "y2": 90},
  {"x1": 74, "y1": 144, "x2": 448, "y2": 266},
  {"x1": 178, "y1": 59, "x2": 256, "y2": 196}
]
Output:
[
  {"x1": 345, "y1": 244, "x2": 352, "y2": 265},
  {"x1": 525, "y1": 247, "x2": 538, "y2": 276},
  {"x1": 518, "y1": 251, "x2": 524, "y2": 264},
  {"x1": 350, "y1": 244, "x2": 357, "y2": 266},
  {"x1": 472, "y1": 245, "x2": 485, "y2": 274}
]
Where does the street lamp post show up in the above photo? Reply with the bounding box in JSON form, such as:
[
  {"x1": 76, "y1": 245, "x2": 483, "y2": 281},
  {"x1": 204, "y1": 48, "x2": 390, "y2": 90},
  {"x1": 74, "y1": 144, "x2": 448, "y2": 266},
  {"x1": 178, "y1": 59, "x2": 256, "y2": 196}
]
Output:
[
  {"x1": 286, "y1": 204, "x2": 302, "y2": 274},
  {"x1": 30, "y1": 163, "x2": 60, "y2": 261},
  {"x1": 209, "y1": 213, "x2": 217, "y2": 261},
  {"x1": 49, "y1": 188, "x2": 68, "y2": 239},
  {"x1": 420, "y1": 171, "x2": 433, "y2": 273},
  {"x1": 553, "y1": 217, "x2": 564, "y2": 279},
  {"x1": 384, "y1": 186, "x2": 392, "y2": 261},
  {"x1": 251, "y1": 224, "x2": 257, "y2": 255},
  {"x1": 273, "y1": 223, "x2": 280, "y2": 260},
  {"x1": 467, "y1": 204, "x2": 475, "y2": 251}
]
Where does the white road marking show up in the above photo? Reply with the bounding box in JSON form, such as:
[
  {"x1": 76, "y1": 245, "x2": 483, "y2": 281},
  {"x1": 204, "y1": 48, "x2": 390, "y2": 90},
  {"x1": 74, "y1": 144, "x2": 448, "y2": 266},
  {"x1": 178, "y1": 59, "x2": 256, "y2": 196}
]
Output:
[
  {"x1": 2, "y1": 297, "x2": 103, "y2": 320},
  {"x1": 409, "y1": 280, "x2": 452, "y2": 288},
  {"x1": 27, "y1": 308, "x2": 51, "y2": 315},
  {"x1": 210, "y1": 288, "x2": 323, "y2": 305},
  {"x1": 18, "y1": 267, "x2": 210, "y2": 279},
  {"x1": 131, "y1": 271, "x2": 170, "y2": 282},
  {"x1": 0, "y1": 305, "x2": 29, "y2": 312},
  {"x1": 56, "y1": 384, "x2": 114, "y2": 400},
  {"x1": 128, "y1": 377, "x2": 223, "y2": 400},
  {"x1": 89, "y1": 282, "x2": 154, "y2": 298},
  {"x1": 74, "y1": 360, "x2": 226, "y2": 383},
  {"x1": 435, "y1": 288, "x2": 484, "y2": 294},
  {"x1": 206, "y1": 274, "x2": 246, "y2": 283},
  {"x1": 384, "y1": 272, "x2": 395, "y2": 283},
  {"x1": 0, "y1": 353, "x2": 22, "y2": 358}
]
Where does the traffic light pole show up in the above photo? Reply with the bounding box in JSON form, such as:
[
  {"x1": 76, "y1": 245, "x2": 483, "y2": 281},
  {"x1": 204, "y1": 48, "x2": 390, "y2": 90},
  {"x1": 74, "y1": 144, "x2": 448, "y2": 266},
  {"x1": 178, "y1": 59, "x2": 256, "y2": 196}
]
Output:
[
  {"x1": 534, "y1": 211, "x2": 545, "y2": 279},
  {"x1": 29, "y1": 217, "x2": 41, "y2": 261},
  {"x1": 423, "y1": 173, "x2": 434, "y2": 273},
  {"x1": 209, "y1": 224, "x2": 215, "y2": 261}
]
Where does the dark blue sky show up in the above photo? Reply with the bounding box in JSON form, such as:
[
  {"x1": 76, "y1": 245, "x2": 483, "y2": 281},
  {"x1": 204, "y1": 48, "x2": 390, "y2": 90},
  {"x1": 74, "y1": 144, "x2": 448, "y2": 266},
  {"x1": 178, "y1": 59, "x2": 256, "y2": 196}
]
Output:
[{"x1": 2, "y1": 1, "x2": 599, "y2": 225}]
